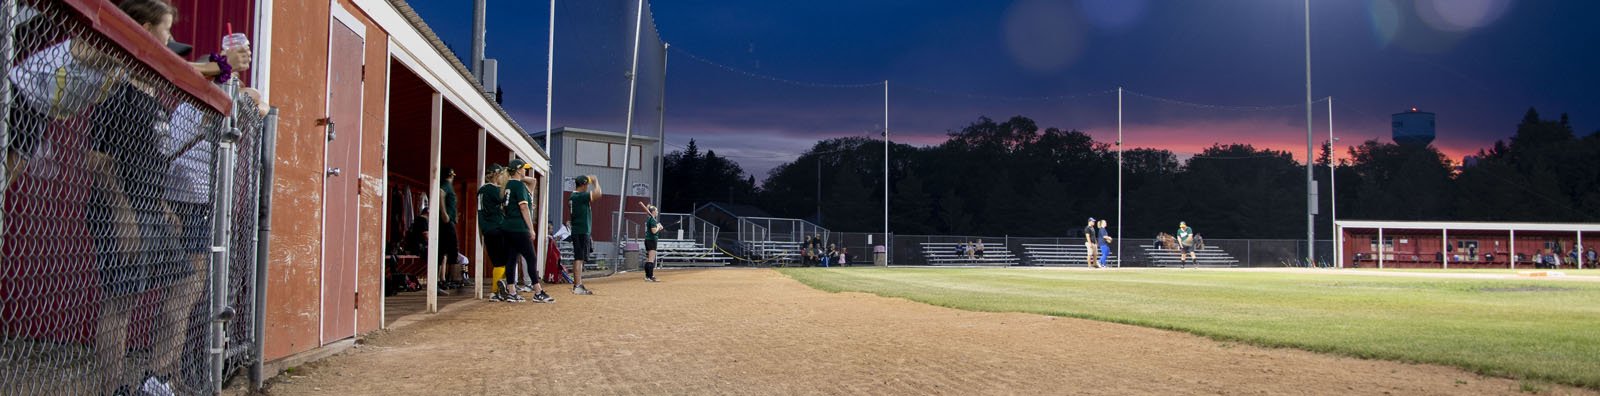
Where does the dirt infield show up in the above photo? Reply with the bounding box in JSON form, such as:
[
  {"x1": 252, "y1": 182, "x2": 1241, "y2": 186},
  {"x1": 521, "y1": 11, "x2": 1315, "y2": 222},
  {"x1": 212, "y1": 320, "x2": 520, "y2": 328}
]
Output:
[{"x1": 257, "y1": 269, "x2": 1594, "y2": 395}]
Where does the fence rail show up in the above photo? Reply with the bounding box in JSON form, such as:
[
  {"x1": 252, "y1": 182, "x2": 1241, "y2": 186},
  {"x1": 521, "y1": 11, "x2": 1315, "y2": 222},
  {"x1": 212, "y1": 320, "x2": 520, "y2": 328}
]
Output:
[{"x1": 1, "y1": 1, "x2": 272, "y2": 394}]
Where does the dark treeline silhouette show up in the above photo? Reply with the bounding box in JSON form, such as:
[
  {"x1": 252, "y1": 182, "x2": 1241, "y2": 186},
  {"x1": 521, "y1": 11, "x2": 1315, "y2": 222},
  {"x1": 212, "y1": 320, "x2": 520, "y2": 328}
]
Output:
[{"x1": 661, "y1": 109, "x2": 1600, "y2": 238}]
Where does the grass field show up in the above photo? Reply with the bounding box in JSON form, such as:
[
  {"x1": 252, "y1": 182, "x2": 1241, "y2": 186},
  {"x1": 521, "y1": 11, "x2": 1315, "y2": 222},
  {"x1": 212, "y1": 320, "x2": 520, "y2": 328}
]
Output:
[{"x1": 779, "y1": 267, "x2": 1600, "y2": 389}]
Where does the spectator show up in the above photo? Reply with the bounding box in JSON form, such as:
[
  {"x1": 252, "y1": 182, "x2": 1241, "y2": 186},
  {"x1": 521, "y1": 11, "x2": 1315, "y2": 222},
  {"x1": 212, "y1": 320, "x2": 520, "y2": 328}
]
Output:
[
  {"x1": 1585, "y1": 247, "x2": 1597, "y2": 267},
  {"x1": 822, "y1": 244, "x2": 835, "y2": 267},
  {"x1": 1097, "y1": 219, "x2": 1113, "y2": 268},
  {"x1": 1082, "y1": 218, "x2": 1098, "y2": 268},
  {"x1": 837, "y1": 245, "x2": 849, "y2": 266},
  {"x1": 975, "y1": 239, "x2": 986, "y2": 259},
  {"x1": 953, "y1": 241, "x2": 965, "y2": 259}
]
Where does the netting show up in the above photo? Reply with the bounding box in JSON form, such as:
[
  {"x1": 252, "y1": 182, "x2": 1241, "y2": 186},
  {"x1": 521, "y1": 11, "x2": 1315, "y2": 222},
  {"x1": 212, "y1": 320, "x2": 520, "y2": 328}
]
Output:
[
  {"x1": 0, "y1": 0, "x2": 269, "y2": 393},
  {"x1": 542, "y1": 0, "x2": 668, "y2": 276}
]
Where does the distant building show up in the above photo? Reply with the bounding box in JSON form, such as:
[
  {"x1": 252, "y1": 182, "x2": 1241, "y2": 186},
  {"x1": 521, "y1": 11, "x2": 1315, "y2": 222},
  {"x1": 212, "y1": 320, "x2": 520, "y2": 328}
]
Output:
[
  {"x1": 530, "y1": 127, "x2": 663, "y2": 245},
  {"x1": 1392, "y1": 108, "x2": 1436, "y2": 146}
]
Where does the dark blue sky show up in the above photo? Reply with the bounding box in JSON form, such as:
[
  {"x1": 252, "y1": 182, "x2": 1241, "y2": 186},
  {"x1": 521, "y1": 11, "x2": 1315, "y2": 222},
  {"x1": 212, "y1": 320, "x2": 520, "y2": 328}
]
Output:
[{"x1": 407, "y1": 0, "x2": 1600, "y2": 178}]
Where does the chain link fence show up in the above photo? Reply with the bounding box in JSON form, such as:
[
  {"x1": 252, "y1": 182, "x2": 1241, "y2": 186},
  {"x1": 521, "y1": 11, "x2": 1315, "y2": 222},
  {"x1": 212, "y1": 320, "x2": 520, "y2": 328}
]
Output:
[
  {"x1": 1, "y1": 1, "x2": 272, "y2": 394},
  {"x1": 885, "y1": 234, "x2": 1336, "y2": 267}
]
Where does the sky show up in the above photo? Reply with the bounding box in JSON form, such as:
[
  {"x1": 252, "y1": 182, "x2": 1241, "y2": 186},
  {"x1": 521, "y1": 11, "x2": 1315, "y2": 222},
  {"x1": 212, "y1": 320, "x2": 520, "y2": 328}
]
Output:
[{"x1": 406, "y1": 0, "x2": 1600, "y2": 179}]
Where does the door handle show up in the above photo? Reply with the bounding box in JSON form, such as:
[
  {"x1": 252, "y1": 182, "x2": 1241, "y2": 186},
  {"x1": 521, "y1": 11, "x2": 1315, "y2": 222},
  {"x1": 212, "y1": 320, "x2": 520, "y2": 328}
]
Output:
[{"x1": 327, "y1": 167, "x2": 342, "y2": 177}]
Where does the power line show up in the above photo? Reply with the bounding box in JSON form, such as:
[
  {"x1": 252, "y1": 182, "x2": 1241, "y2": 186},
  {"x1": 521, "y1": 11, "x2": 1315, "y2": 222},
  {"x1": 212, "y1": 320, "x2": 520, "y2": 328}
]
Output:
[
  {"x1": 1125, "y1": 90, "x2": 1327, "y2": 112},
  {"x1": 897, "y1": 84, "x2": 1116, "y2": 102},
  {"x1": 668, "y1": 45, "x2": 885, "y2": 89}
]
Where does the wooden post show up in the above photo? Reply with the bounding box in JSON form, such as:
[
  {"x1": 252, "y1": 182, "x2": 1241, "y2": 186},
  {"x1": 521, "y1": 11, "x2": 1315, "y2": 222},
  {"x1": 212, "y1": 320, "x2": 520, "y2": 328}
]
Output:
[
  {"x1": 426, "y1": 93, "x2": 443, "y2": 313},
  {"x1": 474, "y1": 128, "x2": 485, "y2": 299}
]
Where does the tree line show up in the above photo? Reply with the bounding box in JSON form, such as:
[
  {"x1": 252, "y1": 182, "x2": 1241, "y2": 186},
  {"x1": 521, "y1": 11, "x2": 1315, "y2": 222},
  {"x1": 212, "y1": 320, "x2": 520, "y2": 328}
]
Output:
[{"x1": 661, "y1": 108, "x2": 1600, "y2": 238}]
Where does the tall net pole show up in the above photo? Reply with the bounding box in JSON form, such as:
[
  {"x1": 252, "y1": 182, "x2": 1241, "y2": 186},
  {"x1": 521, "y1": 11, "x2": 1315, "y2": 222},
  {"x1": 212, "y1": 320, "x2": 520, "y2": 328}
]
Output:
[
  {"x1": 538, "y1": 0, "x2": 556, "y2": 281},
  {"x1": 1116, "y1": 86, "x2": 1123, "y2": 267},
  {"x1": 1304, "y1": 0, "x2": 1316, "y2": 267},
  {"x1": 1328, "y1": 96, "x2": 1336, "y2": 268},
  {"x1": 615, "y1": 0, "x2": 648, "y2": 274}
]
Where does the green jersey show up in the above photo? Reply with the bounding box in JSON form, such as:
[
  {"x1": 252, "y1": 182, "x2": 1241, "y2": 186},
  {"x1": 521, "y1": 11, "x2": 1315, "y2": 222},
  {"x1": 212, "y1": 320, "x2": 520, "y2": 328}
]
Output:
[
  {"x1": 501, "y1": 180, "x2": 533, "y2": 233},
  {"x1": 569, "y1": 191, "x2": 592, "y2": 235},
  {"x1": 645, "y1": 216, "x2": 660, "y2": 241},
  {"x1": 1177, "y1": 227, "x2": 1193, "y2": 245},
  {"x1": 441, "y1": 180, "x2": 458, "y2": 223},
  {"x1": 476, "y1": 184, "x2": 505, "y2": 233}
]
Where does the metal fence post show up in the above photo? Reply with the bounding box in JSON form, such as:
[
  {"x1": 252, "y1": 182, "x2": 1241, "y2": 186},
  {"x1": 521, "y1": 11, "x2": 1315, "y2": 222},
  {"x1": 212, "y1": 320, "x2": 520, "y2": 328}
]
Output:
[
  {"x1": 250, "y1": 108, "x2": 279, "y2": 391},
  {"x1": 1246, "y1": 239, "x2": 1253, "y2": 267},
  {"x1": 0, "y1": 0, "x2": 13, "y2": 252},
  {"x1": 209, "y1": 81, "x2": 242, "y2": 393}
]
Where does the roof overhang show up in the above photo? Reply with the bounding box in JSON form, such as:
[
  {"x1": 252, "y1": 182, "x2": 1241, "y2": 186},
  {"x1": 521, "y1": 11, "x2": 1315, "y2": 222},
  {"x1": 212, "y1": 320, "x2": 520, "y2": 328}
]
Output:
[
  {"x1": 357, "y1": 0, "x2": 550, "y2": 173},
  {"x1": 1336, "y1": 220, "x2": 1600, "y2": 233}
]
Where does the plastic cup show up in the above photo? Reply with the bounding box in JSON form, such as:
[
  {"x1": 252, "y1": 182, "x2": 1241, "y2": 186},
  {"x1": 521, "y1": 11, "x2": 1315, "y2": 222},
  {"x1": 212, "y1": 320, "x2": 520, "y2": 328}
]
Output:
[{"x1": 222, "y1": 33, "x2": 249, "y2": 52}]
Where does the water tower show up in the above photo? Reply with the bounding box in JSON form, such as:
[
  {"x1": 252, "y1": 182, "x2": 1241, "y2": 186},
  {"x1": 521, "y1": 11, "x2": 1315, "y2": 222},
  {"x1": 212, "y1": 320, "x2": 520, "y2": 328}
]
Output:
[{"x1": 1391, "y1": 108, "x2": 1435, "y2": 146}]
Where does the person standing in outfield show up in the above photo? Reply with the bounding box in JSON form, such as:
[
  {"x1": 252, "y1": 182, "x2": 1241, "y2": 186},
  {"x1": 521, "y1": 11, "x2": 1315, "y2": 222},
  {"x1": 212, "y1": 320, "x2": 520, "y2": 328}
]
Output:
[
  {"x1": 1083, "y1": 218, "x2": 1098, "y2": 268},
  {"x1": 569, "y1": 175, "x2": 600, "y2": 295},
  {"x1": 1097, "y1": 219, "x2": 1113, "y2": 268},
  {"x1": 477, "y1": 164, "x2": 523, "y2": 302},
  {"x1": 501, "y1": 160, "x2": 554, "y2": 303},
  {"x1": 1176, "y1": 222, "x2": 1196, "y2": 267},
  {"x1": 639, "y1": 202, "x2": 663, "y2": 282}
]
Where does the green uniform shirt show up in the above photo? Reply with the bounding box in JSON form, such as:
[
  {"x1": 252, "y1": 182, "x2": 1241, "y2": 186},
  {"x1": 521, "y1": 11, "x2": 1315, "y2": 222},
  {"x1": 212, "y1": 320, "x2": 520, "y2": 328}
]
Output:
[
  {"x1": 569, "y1": 191, "x2": 592, "y2": 235},
  {"x1": 1177, "y1": 227, "x2": 1193, "y2": 245},
  {"x1": 441, "y1": 180, "x2": 457, "y2": 223},
  {"x1": 476, "y1": 184, "x2": 504, "y2": 233},
  {"x1": 501, "y1": 180, "x2": 533, "y2": 233},
  {"x1": 645, "y1": 217, "x2": 660, "y2": 241}
]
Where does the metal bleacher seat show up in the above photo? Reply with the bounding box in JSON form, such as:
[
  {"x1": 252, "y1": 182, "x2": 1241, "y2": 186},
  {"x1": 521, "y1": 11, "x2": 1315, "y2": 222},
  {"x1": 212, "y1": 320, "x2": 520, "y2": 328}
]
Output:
[
  {"x1": 919, "y1": 242, "x2": 1019, "y2": 266},
  {"x1": 1021, "y1": 243, "x2": 1117, "y2": 266},
  {"x1": 1138, "y1": 244, "x2": 1240, "y2": 267},
  {"x1": 625, "y1": 238, "x2": 733, "y2": 267}
]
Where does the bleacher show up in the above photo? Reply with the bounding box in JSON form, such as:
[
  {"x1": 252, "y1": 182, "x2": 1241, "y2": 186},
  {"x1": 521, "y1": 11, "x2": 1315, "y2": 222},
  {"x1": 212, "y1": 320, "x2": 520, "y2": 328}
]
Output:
[
  {"x1": 1021, "y1": 243, "x2": 1118, "y2": 266},
  {"x1": 919, "y1": 242, "x2": 1020, "y2": 266},
  {"x1": 743, "y1": 240, "x2": 804, "y2": 266},
  {"x1": 1139, "y1": 244, "x2": 1240, "y2": 267},
  {"x1": 626, "y1": 238, "x2": 733, "y2": 267},
  {"x1": 557, "y1": 241, "x2": 613, "y2": 271}
]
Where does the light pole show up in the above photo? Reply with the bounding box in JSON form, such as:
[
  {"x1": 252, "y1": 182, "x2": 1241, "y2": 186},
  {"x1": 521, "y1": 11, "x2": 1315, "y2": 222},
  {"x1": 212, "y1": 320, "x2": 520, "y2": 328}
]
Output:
[
  {"x1": 1116, "y1": 86, "x2": 1123, "y2": 267},
  {"x1": 883, "y1": 80, "x2": 890, "y2": 264}
]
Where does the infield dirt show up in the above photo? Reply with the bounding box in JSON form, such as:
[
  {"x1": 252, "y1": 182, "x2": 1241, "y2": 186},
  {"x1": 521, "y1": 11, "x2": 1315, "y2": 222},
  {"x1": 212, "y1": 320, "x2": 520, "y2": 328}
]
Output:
[{"x1": 252, "y1": 268, "x2": 1594, "y2": 395}]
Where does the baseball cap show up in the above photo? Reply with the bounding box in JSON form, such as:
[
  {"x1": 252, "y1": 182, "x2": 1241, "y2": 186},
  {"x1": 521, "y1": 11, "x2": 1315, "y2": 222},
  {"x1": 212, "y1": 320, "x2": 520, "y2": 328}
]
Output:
[
  {"x1": 1087, "y1": 217, "x2": 1096, "y2": 223},
  {"x1": 166, "y1": 38, "x2": 194, "y2": 58},
  {"x1": 486, "y1": 163, "x2": 505, "y2": 174},
  {"x1": 573, "y1": 175, "x2": 589, "y2": 186},
  {"x1": 509, "y1": 158, "x2": 532, "y2": 170}
]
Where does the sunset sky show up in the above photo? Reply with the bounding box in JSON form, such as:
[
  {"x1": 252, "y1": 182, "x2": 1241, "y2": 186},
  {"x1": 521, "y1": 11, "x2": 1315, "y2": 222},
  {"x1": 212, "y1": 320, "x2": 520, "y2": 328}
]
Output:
[{"x1": 406, "y1": 0, "x2": 1600, "y2": 178}]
